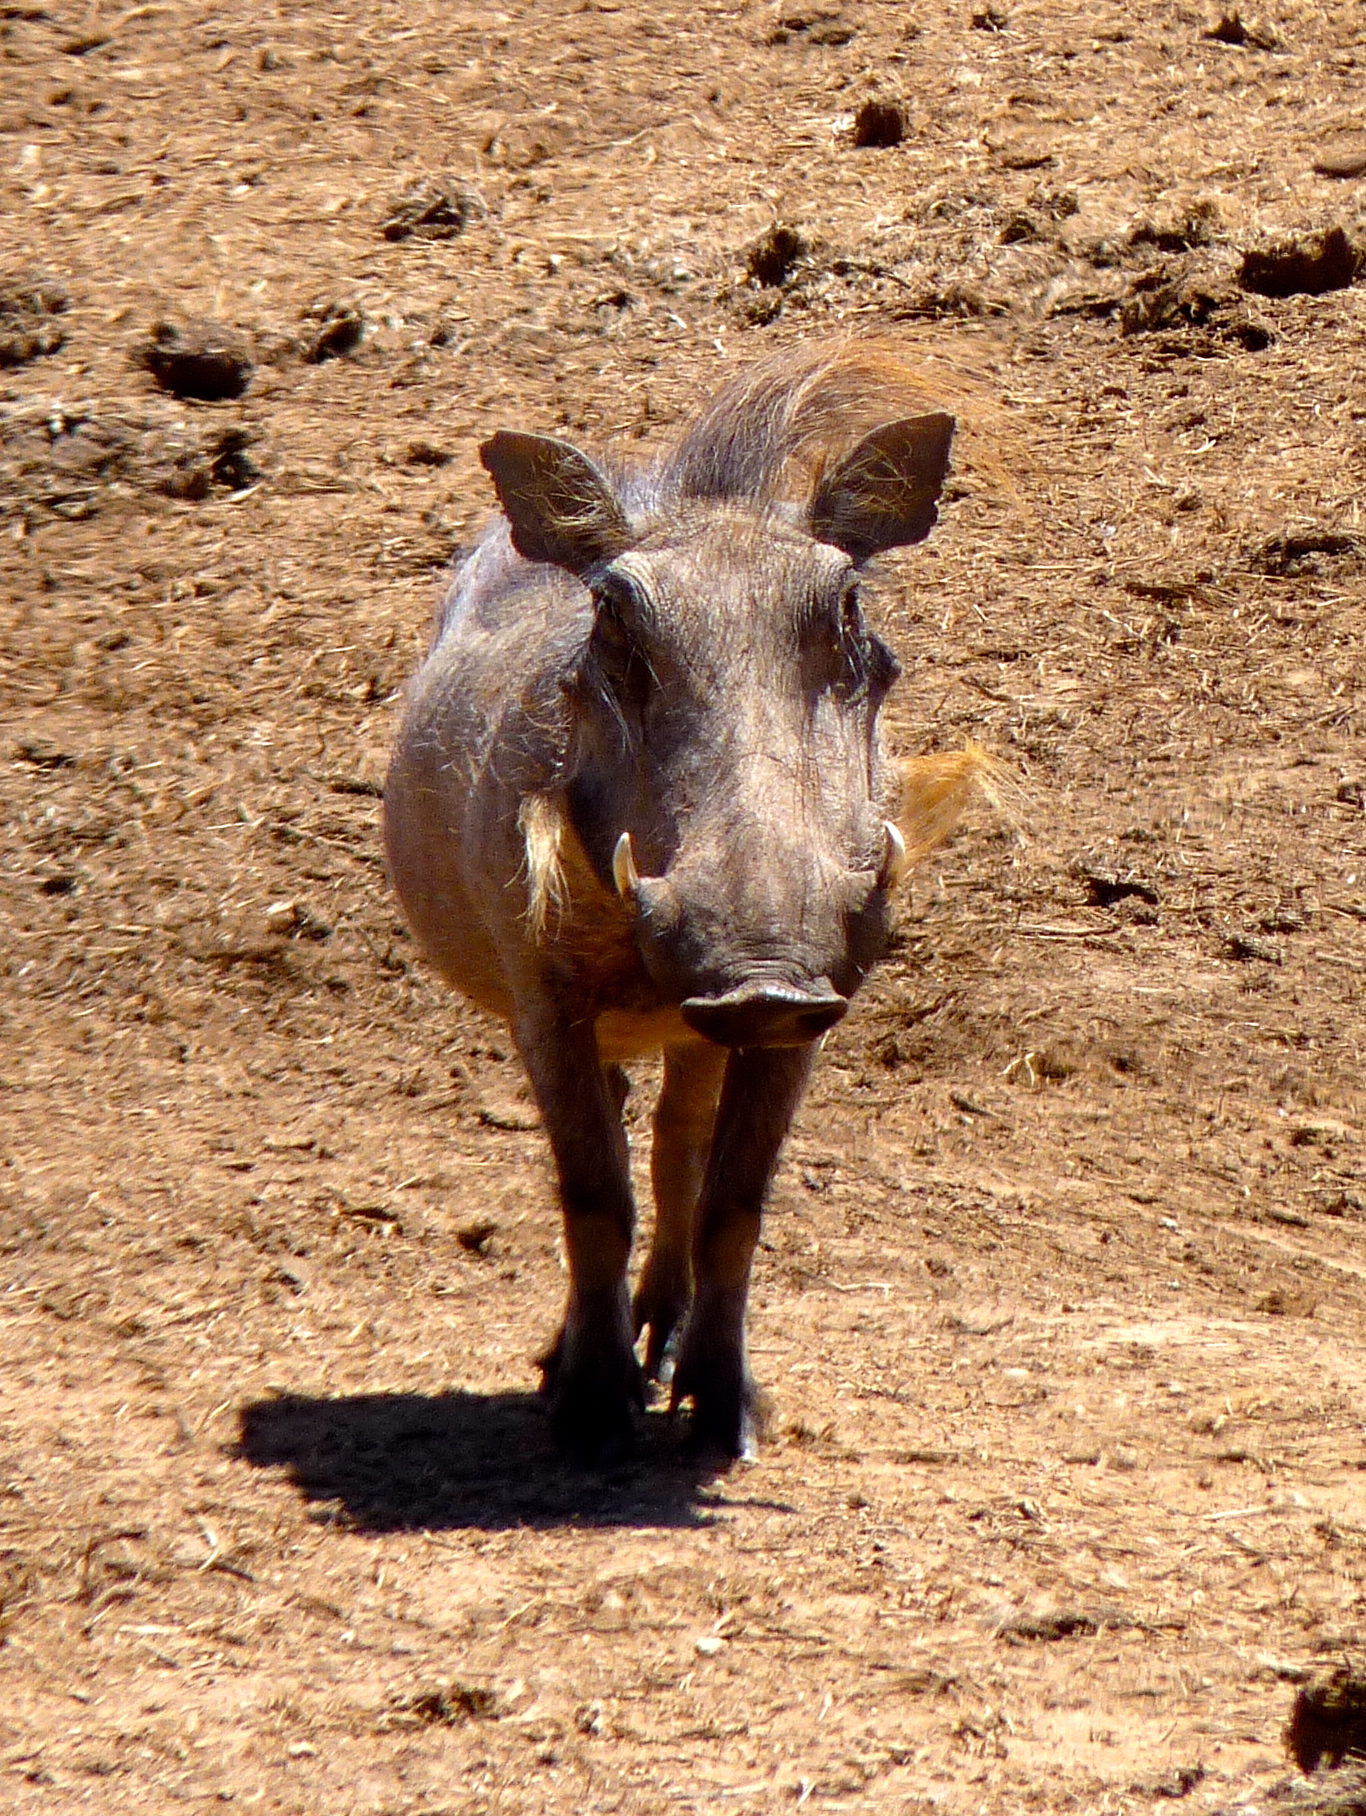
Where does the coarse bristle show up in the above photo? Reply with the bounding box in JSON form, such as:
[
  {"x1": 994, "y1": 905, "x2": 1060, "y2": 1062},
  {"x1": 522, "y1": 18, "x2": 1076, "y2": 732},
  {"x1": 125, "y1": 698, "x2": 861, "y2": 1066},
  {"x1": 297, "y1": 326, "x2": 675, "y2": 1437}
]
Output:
[
  {"x1": 667, "y1": 336, "x2": 1029, "y2": 512},
  {"x1": 895, "y1": 740, "x2": 1015, "y2": 867}
]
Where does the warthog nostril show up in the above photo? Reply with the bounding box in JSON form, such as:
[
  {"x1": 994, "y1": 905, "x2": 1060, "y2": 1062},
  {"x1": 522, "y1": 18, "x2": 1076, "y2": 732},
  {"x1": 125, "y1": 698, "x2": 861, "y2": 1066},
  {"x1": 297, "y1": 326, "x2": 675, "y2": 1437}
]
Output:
[{"x1": 680, "y1": 983, "x2": 848, "y2": 1049}]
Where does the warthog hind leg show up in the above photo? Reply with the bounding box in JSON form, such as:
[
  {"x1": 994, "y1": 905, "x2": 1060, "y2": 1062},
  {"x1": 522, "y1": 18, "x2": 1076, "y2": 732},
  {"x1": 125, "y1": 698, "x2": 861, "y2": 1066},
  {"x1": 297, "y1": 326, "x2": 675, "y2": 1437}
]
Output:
[
  {"x1": 515, "y1": 1007, "x2": 643, "y2": 1465},
  {"x1": 672, "y1": 1045, "x2": 814, "y2": 1458}
]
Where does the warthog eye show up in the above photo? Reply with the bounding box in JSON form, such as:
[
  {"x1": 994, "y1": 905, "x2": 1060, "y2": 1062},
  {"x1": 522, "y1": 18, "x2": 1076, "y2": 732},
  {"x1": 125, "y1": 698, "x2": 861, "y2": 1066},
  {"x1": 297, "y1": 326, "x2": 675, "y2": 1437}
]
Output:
[
  {"x1": 817, "y1": 579, "x2": 898, "y2": 702},
  {"x1": 585, "y1": 575, "x2": 653, "y2": 723}
]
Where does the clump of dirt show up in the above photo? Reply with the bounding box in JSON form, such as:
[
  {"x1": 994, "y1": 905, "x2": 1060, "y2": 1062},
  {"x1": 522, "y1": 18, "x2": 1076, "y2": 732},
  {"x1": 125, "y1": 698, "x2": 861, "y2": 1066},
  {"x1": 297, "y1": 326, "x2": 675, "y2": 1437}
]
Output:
[
  {"x1": 1239, "y1": 226, "x2": 1363, "y2": 297},
  {"x1": 139, "y1": 319, "x2": 254, "y2": 402},
  {"x1": 1205, "y1": 10, "x2": 1280, "y2": 49},
  {"x1": 850, "y1": 98, "x2": 906, "y2": 149},
  {"x1": 1287, "y1": 1669, "x2": 1366, "y2": 1774},
  {"x1": 767, "y1": 10, "x2": 857, "y2": 46},
  {"x1": 746, "y1": 224, "x2": 809, "y2": 287},
  {"x1": 1128, "y1": 198, "x2": 1222, "y2": 255},
  {"x1": 1117, "y1": 257, "x2": 1271, "y2": 348},
  {"x1": 392, "y1": 1682, "x2": 500, "y2": 1726},
  {"x1": 1073, "y1": 861, "x2": 1161, "y2": 909},
  {"x1": 0, "y1": 407, "x2": 260, "y2": 517},
  {"x1": 1253, "y1": 530, "x2": 1363, "y2": 577},
  {"x1": 302, "y1": 302, "x2": 366, "y2": 363},
  {"x1": 381, "y1": 176, "x2": 484, "y2": 242},
  {"x1": 0, "y1": 275, "x2": 69, "y2": 367}
]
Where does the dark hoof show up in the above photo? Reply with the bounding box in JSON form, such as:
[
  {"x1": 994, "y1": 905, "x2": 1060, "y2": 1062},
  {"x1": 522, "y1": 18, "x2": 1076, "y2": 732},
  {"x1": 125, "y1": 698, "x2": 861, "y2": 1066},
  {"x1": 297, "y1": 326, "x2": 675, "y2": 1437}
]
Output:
[
  {"x1": 549, "y1": 1385, "x2": 639, "y2": 1469},
  {"x1": 671, "y1": 1352, "x2": 768, "y2": 1462},
  {"x1": 542, "y1": 1329, "x2": 645, "y2": 1468}
]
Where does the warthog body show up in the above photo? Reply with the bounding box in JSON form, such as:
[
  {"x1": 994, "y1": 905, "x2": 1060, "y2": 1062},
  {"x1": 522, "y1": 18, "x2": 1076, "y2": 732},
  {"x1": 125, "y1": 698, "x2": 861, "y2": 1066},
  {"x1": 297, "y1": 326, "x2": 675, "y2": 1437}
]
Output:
[{"x1": 385, "y1": 342, "x2": 982, "y2": 1461}]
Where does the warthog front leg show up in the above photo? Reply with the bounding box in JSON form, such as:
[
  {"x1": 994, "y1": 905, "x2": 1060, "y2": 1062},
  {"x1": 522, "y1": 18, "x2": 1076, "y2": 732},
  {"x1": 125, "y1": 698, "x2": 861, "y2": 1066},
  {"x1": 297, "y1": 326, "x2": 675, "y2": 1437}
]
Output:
[
  {"x1": 514, "y1": 1004, "x2": 643, "y2": 1464},
  {"x1": 671, "y1": 1045, "x2": 815, "y2": 1458},
  {"x1": 634, "y1": 1043, "x2": 727, "y2": 1382}
]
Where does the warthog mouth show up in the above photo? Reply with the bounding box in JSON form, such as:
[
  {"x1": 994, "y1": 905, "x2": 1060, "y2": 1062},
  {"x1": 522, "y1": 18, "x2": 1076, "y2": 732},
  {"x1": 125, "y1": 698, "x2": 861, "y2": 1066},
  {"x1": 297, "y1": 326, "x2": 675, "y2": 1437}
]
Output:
[{"x1": 680, "y1": 981, "x2": 848, "y2": 1049}]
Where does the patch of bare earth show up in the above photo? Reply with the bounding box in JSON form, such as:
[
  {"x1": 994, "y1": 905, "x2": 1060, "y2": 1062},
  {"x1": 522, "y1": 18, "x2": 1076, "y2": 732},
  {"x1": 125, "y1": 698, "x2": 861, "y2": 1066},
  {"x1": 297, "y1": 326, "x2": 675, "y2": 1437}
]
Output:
[{"x1": 3, "y1": 0, "x2": 1366, "y2": 1810}]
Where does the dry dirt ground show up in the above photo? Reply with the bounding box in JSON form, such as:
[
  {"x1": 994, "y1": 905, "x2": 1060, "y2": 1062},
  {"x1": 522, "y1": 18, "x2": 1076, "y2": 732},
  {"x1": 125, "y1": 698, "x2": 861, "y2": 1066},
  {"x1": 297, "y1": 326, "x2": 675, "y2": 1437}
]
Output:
[{"x1": 4, "y1": 0, "x2": 1366, "y2": 1810}]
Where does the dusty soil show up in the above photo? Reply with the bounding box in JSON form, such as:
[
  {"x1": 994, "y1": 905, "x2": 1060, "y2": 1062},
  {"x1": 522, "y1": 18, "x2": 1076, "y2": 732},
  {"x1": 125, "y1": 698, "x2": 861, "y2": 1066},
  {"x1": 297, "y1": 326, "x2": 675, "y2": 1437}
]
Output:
[{"x1": 4, "y1": 1, "x2": 1366, "y2": 1810}]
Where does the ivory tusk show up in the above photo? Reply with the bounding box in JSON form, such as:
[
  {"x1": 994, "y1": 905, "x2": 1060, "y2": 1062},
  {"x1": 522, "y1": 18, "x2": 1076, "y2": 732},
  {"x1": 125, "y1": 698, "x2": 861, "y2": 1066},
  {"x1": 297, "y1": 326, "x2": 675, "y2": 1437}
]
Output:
[
  {"x1": 612, "y1": 830, "x2": 640, "y2": 900},
  {"x1": 880, "y1": 820, "x2": 909, "y2": 891}
]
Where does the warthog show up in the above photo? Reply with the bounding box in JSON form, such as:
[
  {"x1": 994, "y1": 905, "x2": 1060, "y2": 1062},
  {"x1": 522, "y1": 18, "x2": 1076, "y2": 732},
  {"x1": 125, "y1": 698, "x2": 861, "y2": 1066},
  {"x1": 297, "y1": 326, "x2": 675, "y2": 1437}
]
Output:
[{"x1": 384, "y1": 342, "x2": 989, "y2": 1462}]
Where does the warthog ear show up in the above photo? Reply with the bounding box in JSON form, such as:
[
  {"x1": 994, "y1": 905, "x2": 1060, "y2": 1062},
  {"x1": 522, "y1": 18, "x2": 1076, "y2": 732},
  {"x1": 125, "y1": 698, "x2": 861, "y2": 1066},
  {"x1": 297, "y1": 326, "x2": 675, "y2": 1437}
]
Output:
[
  {"x1": 480, "y1": 431, "x2": 633, "y2": 574},
  {"x1": 809, "y1": 413, "x2": 956, "y2": 563}
]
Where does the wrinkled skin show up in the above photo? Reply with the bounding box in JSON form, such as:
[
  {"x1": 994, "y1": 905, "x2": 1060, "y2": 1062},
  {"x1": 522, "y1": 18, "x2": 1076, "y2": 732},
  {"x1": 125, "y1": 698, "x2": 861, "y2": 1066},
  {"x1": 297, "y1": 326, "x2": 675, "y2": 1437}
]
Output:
[{"x1": 384, "y1": 409, "x2": 953, "y2": 1463}]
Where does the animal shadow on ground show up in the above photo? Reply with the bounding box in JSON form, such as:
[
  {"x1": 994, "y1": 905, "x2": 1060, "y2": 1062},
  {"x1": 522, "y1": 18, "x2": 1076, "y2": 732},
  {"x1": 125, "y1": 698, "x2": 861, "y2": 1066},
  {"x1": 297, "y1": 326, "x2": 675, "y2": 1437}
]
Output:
[{"x1": 236, "y1": 1390, "x2": 754, "y2": 1530}]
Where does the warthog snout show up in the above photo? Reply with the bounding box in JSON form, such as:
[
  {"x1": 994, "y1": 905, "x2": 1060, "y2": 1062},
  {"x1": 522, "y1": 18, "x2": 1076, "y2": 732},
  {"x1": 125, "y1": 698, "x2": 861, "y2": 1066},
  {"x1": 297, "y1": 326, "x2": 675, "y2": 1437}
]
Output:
[{"x1": 680, "y1": 981, "x2": 848, "y2": 1049}]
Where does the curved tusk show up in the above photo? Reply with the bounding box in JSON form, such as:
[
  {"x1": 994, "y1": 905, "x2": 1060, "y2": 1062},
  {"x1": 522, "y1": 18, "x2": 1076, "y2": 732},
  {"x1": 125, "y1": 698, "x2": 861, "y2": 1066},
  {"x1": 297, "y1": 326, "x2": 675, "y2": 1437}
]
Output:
[
  {"x1": 879, "y1": 820, "x2": 909, "y2": 891},
  {"x1": 612, "y1": 830, "x2": 641, "y2": 900}
]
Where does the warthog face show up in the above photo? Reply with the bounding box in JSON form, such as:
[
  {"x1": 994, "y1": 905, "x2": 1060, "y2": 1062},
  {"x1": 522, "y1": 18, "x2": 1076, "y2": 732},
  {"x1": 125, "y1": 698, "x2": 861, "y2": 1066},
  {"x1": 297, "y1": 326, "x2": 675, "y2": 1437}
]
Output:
[{"x1": 482, "y1": 417, "x2": 953, "y2": 1049}]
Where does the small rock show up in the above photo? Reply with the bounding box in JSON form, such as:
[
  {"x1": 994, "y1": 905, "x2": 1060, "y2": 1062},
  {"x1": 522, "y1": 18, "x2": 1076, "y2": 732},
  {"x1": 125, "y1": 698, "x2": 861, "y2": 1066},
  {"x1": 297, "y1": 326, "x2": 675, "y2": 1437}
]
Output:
[
  {"x1": 263, "y1": 900, "x2": 331, "y2": 940},
  {"x1": 476, "y1": 1100, "x2": 539, "y2": 1132},
  {"x1": 694, "y1": 1634, "x2": 724, "y2": 1656},
  {"x1": 455, "y1": 1218, "x2": 498, "y2": 1255},
  {"x1": 1313, "y1": 137, "x2": 1366, "y2": 180}
]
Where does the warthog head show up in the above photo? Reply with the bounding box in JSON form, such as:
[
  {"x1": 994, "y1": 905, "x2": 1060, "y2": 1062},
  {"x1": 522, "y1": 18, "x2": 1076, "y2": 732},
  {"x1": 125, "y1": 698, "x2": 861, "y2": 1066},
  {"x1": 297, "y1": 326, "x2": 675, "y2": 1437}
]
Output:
[{"x1": 482, "y1": 413, "x2": 954, "y2": 1050}]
